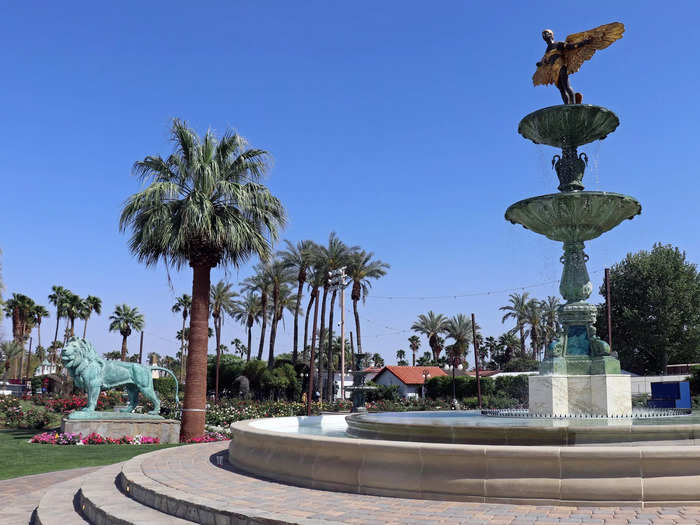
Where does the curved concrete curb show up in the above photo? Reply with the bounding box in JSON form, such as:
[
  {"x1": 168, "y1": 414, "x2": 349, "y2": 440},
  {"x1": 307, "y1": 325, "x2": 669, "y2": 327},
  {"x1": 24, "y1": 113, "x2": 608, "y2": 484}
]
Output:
[
  {"x1": 229, "y1": 415, "x2": 700, "y2": 506},
  {"x1": 33, "y1": 474, "x2": 89, "y2": 525}
]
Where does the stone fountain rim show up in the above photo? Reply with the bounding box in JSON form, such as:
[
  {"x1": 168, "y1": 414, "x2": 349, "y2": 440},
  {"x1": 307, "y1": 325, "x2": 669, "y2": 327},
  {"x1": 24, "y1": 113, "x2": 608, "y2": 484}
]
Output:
[{"x1": 518, "y1": 104, "x2": 620, "y2": 148}]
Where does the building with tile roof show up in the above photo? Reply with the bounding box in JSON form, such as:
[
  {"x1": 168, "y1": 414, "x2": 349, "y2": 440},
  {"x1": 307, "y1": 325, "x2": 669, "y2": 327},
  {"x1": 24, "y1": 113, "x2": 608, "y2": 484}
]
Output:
[{"x1": 372, "y1": 366, "x2": 447, "y2": 398}]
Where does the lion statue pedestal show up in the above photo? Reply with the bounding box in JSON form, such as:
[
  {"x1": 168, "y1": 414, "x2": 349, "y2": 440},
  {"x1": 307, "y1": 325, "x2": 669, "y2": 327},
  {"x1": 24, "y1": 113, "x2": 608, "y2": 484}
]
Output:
[{"x1": 60, "y1": 338, "x2": 181, "y2": 443}]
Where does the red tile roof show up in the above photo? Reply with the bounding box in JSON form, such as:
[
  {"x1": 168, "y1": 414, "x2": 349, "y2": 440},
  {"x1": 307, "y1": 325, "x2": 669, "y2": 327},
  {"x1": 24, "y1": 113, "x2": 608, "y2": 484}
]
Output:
[{"x1": 376, "y1": 366, "x2": 447, "y2": 385}]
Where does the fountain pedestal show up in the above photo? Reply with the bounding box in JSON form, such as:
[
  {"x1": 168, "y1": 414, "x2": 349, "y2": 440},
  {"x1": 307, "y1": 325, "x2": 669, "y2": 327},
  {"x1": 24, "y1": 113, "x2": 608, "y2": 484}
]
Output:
[{"x1": 529, "y1": 374, "x2": 631, "y2": 416}]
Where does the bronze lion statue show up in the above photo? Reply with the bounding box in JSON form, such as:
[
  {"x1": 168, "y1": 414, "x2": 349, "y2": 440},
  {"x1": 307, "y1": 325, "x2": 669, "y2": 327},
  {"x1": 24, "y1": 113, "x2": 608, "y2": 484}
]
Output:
[{"x1": 61, "y1": 337, "x2": 178, "y2": 415}]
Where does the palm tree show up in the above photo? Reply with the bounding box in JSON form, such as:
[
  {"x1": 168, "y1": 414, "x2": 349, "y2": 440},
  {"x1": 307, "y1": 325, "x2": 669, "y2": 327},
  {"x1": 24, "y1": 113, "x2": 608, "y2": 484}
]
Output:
[
  {"x1": 48, "y1": 285, "x2": 69, "y2": 347},
  {"x1": 303, "y1": 263, "x2": 323, "y2": 362},
  {"x1": 264, "y1": 258, "x2": 294, "y2": 368},
  {"x1": 346, "y1": 249, "x2": 389, "y2": 356},
  {"x1": 108, "y1": 304, "x2": 145, "y2": 361},
  {"x1": 31, "y1": 305, "x2": 50, "y2": 362},
  {"x1": 279, "y1": 239, "x2": 315, "y2": 364},
  {"x1": 4, "y1": 293, "x2": 35, "y2": 344},
  {"x1": 146, "y1": 351, "x2": 161, "y2": 366},
  {"x1": 411, "y1": 311, "x2": 449, "y2": 362},
  {"x1": 80, "y1": 295, "x2": 102, "y2": 339},
  {"x1": 371, "y1": 353, "x2": 384, "y2": 367},
  {"x1": 499, "y1": 292, "x2": 530, "y2": 356},
  {"x1": 396, "y1": 349, "x2": 407, "y2": 365},
  {"x1": 210, "y1": 280, "x2": 237, "y2": 401},
  {"x1": 443, "y1": 314, "x2": 474, "y2": 362},
  {"x1": 242, "y1": 267, "x2": 273, "y2": 361},
  {"x1": 541, "y1": 296, "x2": 560, "y2": 350},
  {"x1": 171, "y1": 294, "x2": 192, "y2": 383},
  {"x1": 523, "y1": 299, "x2": 545, "y2": 360},
  {"x1": 120, "y1": 119, "x2": 285, "y2": 440},
  {"x1": 408, "y1": 335, "x2": 421, "y2": 366},
  {"x1": 62, "y1": 292, "x2": 83, "y2": 338},
  {"x1": 230, "y1": 292, "x2": 260, "y2": 362},
  {"x1": 1, "y1": 341, "x2": 24, "y2": 380}
]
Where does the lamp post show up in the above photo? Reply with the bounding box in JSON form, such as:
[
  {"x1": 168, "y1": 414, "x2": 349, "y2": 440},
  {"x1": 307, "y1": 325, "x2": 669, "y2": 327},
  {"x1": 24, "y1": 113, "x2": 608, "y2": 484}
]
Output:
[
  {"x1": 449, "y1": 354, "x2": 462, "y2": 408},
  {"x1": 422, "y1": 368, "x2": 431, "y2": 398}
]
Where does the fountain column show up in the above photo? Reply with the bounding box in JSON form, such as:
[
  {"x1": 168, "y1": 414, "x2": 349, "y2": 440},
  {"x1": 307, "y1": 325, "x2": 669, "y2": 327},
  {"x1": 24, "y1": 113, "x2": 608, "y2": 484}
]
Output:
[{"x1": 506, "y1": 104, "x2": 641, "y2": 416}]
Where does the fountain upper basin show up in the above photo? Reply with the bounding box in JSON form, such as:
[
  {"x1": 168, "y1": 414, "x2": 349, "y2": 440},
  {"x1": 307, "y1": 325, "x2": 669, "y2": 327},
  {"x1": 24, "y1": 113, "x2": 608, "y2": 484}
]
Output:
[
  {"x1": 505, "y1": 191, "x2": 641, "y2": 242},
  {"x1": 518, "y1": 105, "x2": 619, "y2": 148}
]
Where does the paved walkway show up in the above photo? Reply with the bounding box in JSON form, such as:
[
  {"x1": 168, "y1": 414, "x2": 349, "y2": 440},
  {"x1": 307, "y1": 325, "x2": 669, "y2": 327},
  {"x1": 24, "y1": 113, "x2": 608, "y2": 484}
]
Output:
[
  {"x1": 140, "y1": 442, "x2": 700, "y2": 525},
  {"x1": 0, "y1": 466, "x2": 99, "y2": 525}
]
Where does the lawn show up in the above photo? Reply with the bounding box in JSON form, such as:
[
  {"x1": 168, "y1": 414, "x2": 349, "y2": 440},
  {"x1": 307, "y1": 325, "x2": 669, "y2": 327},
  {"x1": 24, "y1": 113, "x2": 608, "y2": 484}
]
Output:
[{"x1": 0, "y1": 428, "x2": 180, "y2": 480}]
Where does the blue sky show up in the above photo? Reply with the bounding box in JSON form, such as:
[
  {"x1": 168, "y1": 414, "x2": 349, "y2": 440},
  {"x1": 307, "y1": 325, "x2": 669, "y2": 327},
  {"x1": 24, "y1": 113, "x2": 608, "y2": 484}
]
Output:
[{"x1": 2, "y1": 2, "x2": 698, "y2": 367}]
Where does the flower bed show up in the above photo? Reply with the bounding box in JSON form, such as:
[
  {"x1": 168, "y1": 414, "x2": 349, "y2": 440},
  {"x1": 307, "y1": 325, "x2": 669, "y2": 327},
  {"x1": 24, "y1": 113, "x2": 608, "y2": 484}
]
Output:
[
  {"x1": 30, "y1": 431, "x2": 161, "y2": 445},
  {"x1": 32, "y1": 391, "x2": 125, "y2": 413},
  {"x1": 184, "y1": 431, "x2": 231, "y2": 443}
]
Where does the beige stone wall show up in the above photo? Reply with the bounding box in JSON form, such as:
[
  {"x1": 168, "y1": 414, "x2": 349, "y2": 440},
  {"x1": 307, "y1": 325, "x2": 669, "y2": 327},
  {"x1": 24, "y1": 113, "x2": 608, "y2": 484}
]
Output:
[{"x1": 61, "y1": 418, "x2": 181, "y2": 443}]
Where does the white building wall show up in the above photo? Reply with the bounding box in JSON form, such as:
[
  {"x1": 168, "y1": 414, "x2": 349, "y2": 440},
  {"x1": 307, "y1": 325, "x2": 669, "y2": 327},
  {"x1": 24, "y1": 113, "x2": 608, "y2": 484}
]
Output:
[
  {"x1": 373, "y1": 372, "x2": 420, "y2": 398},
  {"x1": 630, "y1": 374, "x2": 690, "y2": 396}
]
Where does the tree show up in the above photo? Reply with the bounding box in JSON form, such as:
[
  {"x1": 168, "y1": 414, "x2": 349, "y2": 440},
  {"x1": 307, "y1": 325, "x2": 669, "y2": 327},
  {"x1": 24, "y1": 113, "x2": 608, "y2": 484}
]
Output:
[
  {"x1": 146, "y1": 351, "x2": 161, "y2": 365},
  {"x1": 499, "y1": 292, "x2": 530, "y2": 356},
  {"x1": 263, "y1": 259, "x2": 294, "y2": 368},
  {"x1": 541, "y1": 296, "x2": 560, "y2": 350},
  {"x1": 171, "y1": 294, "x2": 192, "y2": 384},
  {"x1": 443, "y1": 314, "x2": 474, "y2": 362},
  {"x1": 279, "y1": 239, "x2": 315, "y2": 364},
  {"x1": 411, "y1": 311, "x2": 449, "y2": 362},
  {"x1": 30, "y1": 305, "x2": 50, "y2": 349},
  {"x1": 230, "y1": 292, "x2": 260, "y2": 362},
  {"x1": 416, "y1": 351, "x2": 434, "y2": 366},
  {"x1": 1, "y1": 341, "x2": 24, "y2": 379},
  {"x1": 210, "y1": 280, "x2": 237, "y2": 401},
  {"x1": 408, "y1": 335, "x2": 421, "y2": 366},
  {"x1": 230, "y1": 338, "x2": 247, "y2": 358},
  {"x1": 108, "y1": 304, "x2": 145, "y2": 361},
  {"x1": 347, "y1": 249, "x2": 389, "y2": 357},
  {"x1": 303, "y1": 263, "x2": 323, "y2": 363},
  {"x1": 81, "y1": 295, "x2": 102, "y2": 339},
  {"x1": 120, "y1": 119, "x2": 285, "y2": 440},
  {"x1": 396, "y1": 349, "x2": 408, "y2": 366},
  {"x1": 62, "y1": 292, "x2": 84, "y2": 339},
  {"x1": 523, "y1": 299, "x2": 544, "y2": 360},
  {"x1": 242, "y1": 267, "x2": 273, "y2": 361},
  {"x1": 371, "y1": 353, "x2": 384, "y2": 367},
  {"x1": 48, "y1": 285, "x2": 69, "y2": 348},
  {"x1": 595, "y1": 244, "x2": 700, "y2": 375}
]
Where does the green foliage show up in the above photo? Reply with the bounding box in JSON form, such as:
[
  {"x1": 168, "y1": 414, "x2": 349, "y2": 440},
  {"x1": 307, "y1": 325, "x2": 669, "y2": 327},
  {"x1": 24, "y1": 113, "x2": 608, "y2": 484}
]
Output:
[
  {"x1": 493, "y1": 375, "x2": 530, "y2": 404},
  {"x1": 689, "y1": 366, "x2": 700, "y2": 396},
  {"x1": 502, "y1": 357, "x2": 539, "y2": 372},
  {"x1": 425, "y1": 375, "x2": 495, "y2": 399},
  {"x1": 153, "y1": 377, "x2": 178, "y2": 401},
  {"x1": 365, "y1": 382, "x2": 399, "y2": 402},
  {"x1": 207, "y1": 354, "x2": 245, "y2": 394},
  {"x1": 596, "y1": 243, "x2": 700, "y2": 375}
]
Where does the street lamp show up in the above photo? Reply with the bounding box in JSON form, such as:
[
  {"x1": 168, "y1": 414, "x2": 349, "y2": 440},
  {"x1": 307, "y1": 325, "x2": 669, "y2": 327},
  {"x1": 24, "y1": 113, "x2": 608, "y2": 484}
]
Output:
[
  {"x1": 449, "y1": 353, "x2": 462, "y2": 409},
  {"x1": 421, "y1": 369, "x2": 431, "y2": 399}
]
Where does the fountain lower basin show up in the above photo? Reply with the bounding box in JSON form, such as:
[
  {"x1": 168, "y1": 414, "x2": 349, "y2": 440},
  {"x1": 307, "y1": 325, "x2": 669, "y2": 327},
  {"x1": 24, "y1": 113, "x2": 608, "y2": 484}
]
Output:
[
  {"x1": 505, "y1": 191, "x2": 641, "y2": 242},
  {"x1": 229, "y1": 414, "x2": 700, "y2": 505}
]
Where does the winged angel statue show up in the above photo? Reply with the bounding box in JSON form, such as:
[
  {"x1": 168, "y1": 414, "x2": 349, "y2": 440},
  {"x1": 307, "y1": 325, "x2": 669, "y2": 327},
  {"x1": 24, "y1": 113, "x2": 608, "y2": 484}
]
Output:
[{"x1": 533, "y1": 22, "x2": 625, "y2": 104}]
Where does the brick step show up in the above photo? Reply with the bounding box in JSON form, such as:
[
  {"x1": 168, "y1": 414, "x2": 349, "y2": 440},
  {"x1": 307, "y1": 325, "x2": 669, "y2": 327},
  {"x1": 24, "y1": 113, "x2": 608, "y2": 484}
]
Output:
[
  {"x1": 32, "y1": 473, "x2": 89, "y2": 525},
  {"x1": 78, "y1": 462, "x2": 193, "y2": 525}
]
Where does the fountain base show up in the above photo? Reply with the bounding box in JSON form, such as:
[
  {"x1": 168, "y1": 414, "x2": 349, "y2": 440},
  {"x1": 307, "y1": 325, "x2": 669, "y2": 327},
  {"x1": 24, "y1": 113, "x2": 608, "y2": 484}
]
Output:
[{"x1": 529, "y1": 374, "x2": 632, "y2": 417}]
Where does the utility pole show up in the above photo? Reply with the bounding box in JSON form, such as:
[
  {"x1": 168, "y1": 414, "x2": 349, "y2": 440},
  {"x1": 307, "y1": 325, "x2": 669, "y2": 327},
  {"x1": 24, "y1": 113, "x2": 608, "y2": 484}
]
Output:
[
  {"x1": 471, "y1": 313, "x2": 482, "y2": 410},
  {"x1": 138, "y1": 331, "x2": 144, "y2": 364},
  {"x1": 307, "y1": 287, "x2": 321, "y2": 416},
  {"x1": 605, "y1": 268, "x2": 613, "y2": 351},
  {"x1": 349, "y1": 331, "x2": 355, "y2": 366},
  {"x1": 340, "y1": 272, "x2": 346, "y2": 401}
]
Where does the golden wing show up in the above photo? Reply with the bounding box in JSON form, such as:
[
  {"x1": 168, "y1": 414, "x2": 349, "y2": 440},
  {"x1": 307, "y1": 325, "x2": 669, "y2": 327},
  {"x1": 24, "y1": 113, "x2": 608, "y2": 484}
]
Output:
[
  {"x1": 532, "y1": 49, "x2": 561, "y2": 86},
  {"x1": 564, "y1": 22, "x2": 625, "y2": 74}
]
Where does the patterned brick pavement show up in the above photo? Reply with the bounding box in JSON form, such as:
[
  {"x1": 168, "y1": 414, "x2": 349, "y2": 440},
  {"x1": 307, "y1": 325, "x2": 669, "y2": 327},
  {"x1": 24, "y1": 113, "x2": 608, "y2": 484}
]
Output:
[
  {"x1": 136, "y1": 442, "x2": 700, "y2": 525},
  {"x1": 0, "y1": 466, "x2": 98, "y2": 525}
]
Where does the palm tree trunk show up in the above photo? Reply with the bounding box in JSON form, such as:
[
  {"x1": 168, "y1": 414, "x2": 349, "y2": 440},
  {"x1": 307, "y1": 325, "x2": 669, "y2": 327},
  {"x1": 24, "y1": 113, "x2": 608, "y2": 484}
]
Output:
[
  {"x1": 214, "y1": 315, "x2": 222, "y2": 402},
  {"x1": 303, "y1": 290, "x2": 315, "y2": 361},
  {"x1": 519, "y1": 326, "x2": 525, "y2": 356},
  {"x1": 120, "y1": 334, "x2": 128, "y2": 361},
  {"x1": 257, "y1": 294, "x2": 267, "y2": 361},
  {"x1": 246, "y1": 320, "x2": 253, "y2": 362},
  {"x1": 292, "y1": 277, "x2": 304, "y2": 364},
  {"x1": 25, "y1": 337, "x2": 33, "y2": 379},
  {"x1": 70, "y1": 318, "x2": 75, "y2": 337},
  {"x1": 326, "y1": 290, "x2": 337, "y2": 402},
  {"x1": 412, "y1": 348, "x2": 416, "y2": 367},
  {"x1": 180, "y1": 263, "x2": 211, "y2": 442},
  {"x1": 37, "y1": 322, "x2": 42, "y2": 348},
  {"x1": 83, "y1": 316, "x2": 89, "y2": 339},
  {"x1": 268, "y1": 286, "x2": 280, "y2": 368},
  {"x1": 179, "y1": 313, "x2": 187, "y2": 383},
  {"x1": 53, "y1": 313, "x2": 60, "y2": 347},
  {"x1": 352, "y1": 298, "x2": 363, "y2": 355},
  {"x1": 318, "y1": 286, "x2": 329, "y2": 400},
  {"x1": 308, "y1": 286, "x2": 321, "y2": 405}
]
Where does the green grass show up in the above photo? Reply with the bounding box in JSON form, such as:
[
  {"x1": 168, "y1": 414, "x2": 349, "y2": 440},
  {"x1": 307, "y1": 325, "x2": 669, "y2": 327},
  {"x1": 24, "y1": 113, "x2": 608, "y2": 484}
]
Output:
[{"x1": 0, "y1": 429, "x2": 180, "y2": 480}]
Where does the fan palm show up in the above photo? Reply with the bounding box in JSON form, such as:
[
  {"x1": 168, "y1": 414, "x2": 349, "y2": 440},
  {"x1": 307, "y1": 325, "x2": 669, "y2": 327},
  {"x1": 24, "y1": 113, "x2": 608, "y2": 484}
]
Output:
[
  {"x1": 346, "y1": 249, "x2": 389, "y2": 356},
  {"x1": 279, "y1": 239, "x2": 316, "y2": 364},
  {"x1": 408, "y1": 335, "x2": 421, "y2": 366},
  {"x1": 230, "y1": 292, "x2": 260, "y2": 362},
  {"x1": 210, "y1": 280, "x2": 237, "y2": 400},
  {"x1": 263, "y1": 258, "x2": 294, "y2": 368},
  {"x1": 541, "y1": 296, "x2": 561, "y2": 350},
  {"x1": 120, "y1": 119, "x2": 285, "y2": 440},
  {"x1": 62, "y1": 292, "x2": 84, "y2": 338},
  {"x1": 4, "y1": 293, "x2": 35, "y2": 343},
  {"x1": 108, "y1": 304, "x2": 145, "y2": 361},
  {"x1": 443, "y1": 314, "x2": 475, "y2": 363},
  {"x1": 1, "y1": 341, "x2": 24, "y2": 380},
  {"x1": 499, "y1": 292, "x2": 530, "y2": 356},
  {"x1": 80, "y1": 295, "x2": 102, "y2": 339},
  {"x1": 48, "y1": 285, "x2": 69, "y2": 347},
  {"x1": 31, "y1": 305, "x2": 50, "y2": 348},
  {"x1": 411, "y1": 311, "x2": 449, "y2": 362},
  {"x1": 171, "y1": 294, "x2": 192, "y2": 383}
]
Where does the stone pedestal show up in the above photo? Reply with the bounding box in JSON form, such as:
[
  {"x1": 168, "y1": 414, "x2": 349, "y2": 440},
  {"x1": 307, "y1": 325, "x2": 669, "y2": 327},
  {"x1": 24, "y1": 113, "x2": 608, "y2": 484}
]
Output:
[
  {"x1": 529, "y1": 374, "x2": 631, "y2": 416},
  {"x1": 61, "y1": 418, "x2": 181, "y2": 443}
]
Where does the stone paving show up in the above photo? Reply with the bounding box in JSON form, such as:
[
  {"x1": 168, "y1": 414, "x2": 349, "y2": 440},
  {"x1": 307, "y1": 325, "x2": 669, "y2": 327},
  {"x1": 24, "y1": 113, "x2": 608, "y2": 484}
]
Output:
[
  {"x1": 138, "y1": 442, "x2": 700, "y2": 525},
  {"x1": 0, "y1": 466, "x2": 98, "y2": 525}
]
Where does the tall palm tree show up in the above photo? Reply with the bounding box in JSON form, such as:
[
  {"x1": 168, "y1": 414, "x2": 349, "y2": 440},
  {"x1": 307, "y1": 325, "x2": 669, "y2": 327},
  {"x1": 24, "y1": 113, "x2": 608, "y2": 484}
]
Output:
[
  {"x1": 108, "y1": 304, "x2": 145, "y2": 361},
  {"x1": 346, "y1": 249, "x2": 389, "y2": 356},
  {"x1": 302, "y1": 260, "x2": 323, "y2": 362},
  {"x1": 120, "y1": 119, "x2": 285, "y2": 440},
  {"x1": 264, "y1": 258, "x2": 294, "y2": 368},
  {"x1": 242, "y1": 267, "x2": 273, "y2": 361},
  {"x1": 48, "y1": 285, "x2": 69, "y2": 347},
  {"x1": 279, "y1": 239, "x2": 315, "y2": 364},
  {"x1": 62, "y1": 292, "x2": 83, "y2": 338},
  {"x1": 171, "y1": 294, "x2": 192, "y2": 383},
  {"x1": 541, "y1": 296, "x2": 560, "y2": 350},
  {"x1": 210, "y1": 280, "x2": 237, "y2": 401},
  {"x1": 230, "y1": 292, "x2": 260, "y2": 362},
  {"x1": 523, "y1": 299, "x2": 545, "y2": 360},
  {"x1": 80, "y1": 295, "x2": 102, "y2": 339},
  {"x1": 31, "y1": 304, "x2": 50, "y2": 352},
  {"x1": 408, "y1": 335, "x2": 421, "y2": 366},
  {"x1": 443, "y1": 314, "x2": 475, "y2": 361},
  {"x1": 1, "y1": 341, "x2": 24, "y2": 380},
  {"x1": 4, "y1": 293, "x2": 35, "y2": 344},
  {"x1": 411, "y1": 311, "x2": 449, "y2": 362},
  {"x1": 499, "y1": 292, "x2": 530, "y2": 356},
  {"x1": 396, "y1": 349, "x2": 407, "y2": 365}
]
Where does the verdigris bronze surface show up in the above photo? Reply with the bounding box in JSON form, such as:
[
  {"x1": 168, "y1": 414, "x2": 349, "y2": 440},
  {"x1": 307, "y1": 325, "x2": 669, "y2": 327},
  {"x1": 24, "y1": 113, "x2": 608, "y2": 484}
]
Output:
[{"x1": 61, "y1": 337, "x2": 178, "y2": 419}]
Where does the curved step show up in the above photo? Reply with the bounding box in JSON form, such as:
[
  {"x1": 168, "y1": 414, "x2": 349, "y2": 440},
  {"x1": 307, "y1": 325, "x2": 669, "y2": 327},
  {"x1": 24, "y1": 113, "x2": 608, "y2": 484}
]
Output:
[
  {"x1": 32, "y1": 473, "x2": 89, "y2": 525},
  {"x1": 78, "y1": 462, "x2": 192, "y2": 525}
]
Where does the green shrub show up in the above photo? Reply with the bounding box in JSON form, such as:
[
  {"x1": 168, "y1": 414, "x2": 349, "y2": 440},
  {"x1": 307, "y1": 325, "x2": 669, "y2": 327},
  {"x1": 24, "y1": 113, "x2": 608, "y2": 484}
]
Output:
[
  {"x1": 365, "y1": 382, "x2": 400, "y2": 402},
  {"x1": 153, "y1": 377, "x2": 178, "y2": 401},
  {"x1": 425, "y1": 375, "x2": 495, "y2": 399},
  {"x1": 688, "y1": 366, "x2": 700, "y2": 395},
  {"x1": 494, "y1": 375, "x2": 530, "y2": 404}
]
